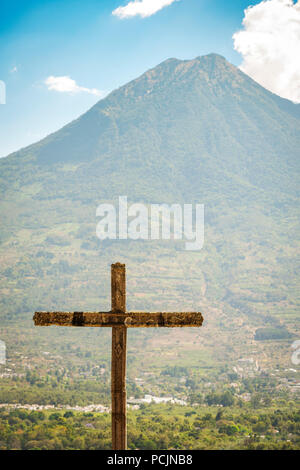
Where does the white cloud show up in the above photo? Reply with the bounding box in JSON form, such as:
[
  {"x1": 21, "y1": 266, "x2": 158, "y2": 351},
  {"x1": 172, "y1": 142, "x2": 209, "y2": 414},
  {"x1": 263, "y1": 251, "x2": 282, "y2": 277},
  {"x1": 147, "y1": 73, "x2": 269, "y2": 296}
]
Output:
[
  {"x1": 233, "y1": 0, "x2": 300, "y2": 103},
  {"x1": 45, "y1": 76, "x2": 103, "y2": 97},
  {"x1": 112, "y1": 0, "x2": 179, "y2": 19},
  {"x1": 10, "y1": 66, "x2": 18, "y2": 73}
]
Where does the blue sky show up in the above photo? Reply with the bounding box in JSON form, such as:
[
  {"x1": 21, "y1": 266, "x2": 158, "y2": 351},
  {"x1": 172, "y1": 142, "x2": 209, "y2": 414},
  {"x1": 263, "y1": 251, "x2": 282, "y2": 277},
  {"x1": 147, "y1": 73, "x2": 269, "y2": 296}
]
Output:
[{"x1": 0, "y1": 0, "x2": 298, "y2": 157}]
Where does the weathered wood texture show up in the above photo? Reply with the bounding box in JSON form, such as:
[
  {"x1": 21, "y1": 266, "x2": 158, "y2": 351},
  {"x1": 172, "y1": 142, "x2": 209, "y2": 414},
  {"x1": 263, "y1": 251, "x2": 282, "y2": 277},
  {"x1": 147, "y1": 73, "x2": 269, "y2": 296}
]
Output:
[
  {"x1": 33, "y1": 311, "x2": 203, "y2": 327},
  {"x1": 111, "y1": 262, "x2": 126, "y2": 313},
  {"x1": 111, "y1": 263, "x2": 127, "y2": 451}
]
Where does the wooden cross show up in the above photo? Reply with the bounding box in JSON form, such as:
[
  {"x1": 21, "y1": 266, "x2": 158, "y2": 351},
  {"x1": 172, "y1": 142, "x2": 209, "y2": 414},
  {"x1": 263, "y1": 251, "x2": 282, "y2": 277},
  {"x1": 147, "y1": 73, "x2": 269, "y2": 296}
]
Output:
[{"x1": 33, "y1": 262, "x2": 203, "y2": 450}]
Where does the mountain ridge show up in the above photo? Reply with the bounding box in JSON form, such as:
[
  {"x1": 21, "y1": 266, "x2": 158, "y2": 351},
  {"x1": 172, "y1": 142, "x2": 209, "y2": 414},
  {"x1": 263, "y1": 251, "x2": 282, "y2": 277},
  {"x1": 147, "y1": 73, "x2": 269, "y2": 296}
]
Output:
[
  {"x1": 3, "y1": 53, "x2": 299, "y2": 165},
  {"x1": 0, "y1": 53, "x2": 299, "y2": 362}
]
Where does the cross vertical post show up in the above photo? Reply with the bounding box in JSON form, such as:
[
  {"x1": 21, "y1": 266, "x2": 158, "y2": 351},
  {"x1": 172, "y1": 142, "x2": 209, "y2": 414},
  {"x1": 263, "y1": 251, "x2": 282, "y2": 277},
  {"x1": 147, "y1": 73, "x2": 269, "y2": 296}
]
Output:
[{"x1": 111, "y1": 263, "x2": 127, "y2": 450}]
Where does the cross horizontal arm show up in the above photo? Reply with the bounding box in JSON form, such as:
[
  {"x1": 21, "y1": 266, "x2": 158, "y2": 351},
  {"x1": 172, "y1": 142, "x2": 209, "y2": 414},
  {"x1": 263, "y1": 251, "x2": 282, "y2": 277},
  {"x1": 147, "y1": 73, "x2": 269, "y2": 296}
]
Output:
[{"x1": 34, "y1": 311, "x2": 203, "y2": 328}]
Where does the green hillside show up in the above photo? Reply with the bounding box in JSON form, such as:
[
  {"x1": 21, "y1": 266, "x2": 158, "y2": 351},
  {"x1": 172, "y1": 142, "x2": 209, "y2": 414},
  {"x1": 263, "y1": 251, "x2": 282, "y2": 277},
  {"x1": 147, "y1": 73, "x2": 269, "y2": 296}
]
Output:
[{"x1": 0, "y1": 53, "x2": 299, "y2": 375}]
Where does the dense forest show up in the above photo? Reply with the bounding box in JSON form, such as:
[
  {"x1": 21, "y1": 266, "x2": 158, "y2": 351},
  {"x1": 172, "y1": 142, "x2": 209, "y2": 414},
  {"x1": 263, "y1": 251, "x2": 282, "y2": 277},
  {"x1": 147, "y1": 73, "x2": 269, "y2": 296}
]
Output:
[{"x1": 0, "y1": 402, "x2": 299, "y2": 450}]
